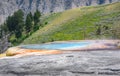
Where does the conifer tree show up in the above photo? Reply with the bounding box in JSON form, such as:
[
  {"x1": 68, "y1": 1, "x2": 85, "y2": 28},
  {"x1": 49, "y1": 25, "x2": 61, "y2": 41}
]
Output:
[
  {"x1": 33, "y1": 9, "x2": 41, "y2": 31},
  {"x1": 25, "y1": 13, "x2": 33, "y2": 33},
  {"x1": 6, "y1": 9, "x2": 24, "y2": 38},
  {"x1": 34, "y1": 9, "x2": 41, "y2": 25}
]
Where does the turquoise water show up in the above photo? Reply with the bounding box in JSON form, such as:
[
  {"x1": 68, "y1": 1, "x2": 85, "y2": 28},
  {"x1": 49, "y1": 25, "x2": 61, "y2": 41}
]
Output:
[{"x1": 20, "y1": 42, "x2": 90, "y2": 50}]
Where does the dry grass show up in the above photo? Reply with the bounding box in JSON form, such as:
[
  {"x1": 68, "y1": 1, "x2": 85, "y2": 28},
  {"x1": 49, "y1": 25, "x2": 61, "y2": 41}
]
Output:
[
  {"x1": 0, "y1": 53, "x2": 6, "y2": 58},
  {"x1": 22, "y1": 2, "x2": 120, "y2": 44}
]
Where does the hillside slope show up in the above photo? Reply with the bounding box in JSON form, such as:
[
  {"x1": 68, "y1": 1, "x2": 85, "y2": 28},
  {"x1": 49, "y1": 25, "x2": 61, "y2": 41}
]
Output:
[
  {"x1": 0, "y1": 0, "x2": 120, "y2": 24},
  {"x1": 22, "y1": 2, "x2": 120, "y2": 44}
]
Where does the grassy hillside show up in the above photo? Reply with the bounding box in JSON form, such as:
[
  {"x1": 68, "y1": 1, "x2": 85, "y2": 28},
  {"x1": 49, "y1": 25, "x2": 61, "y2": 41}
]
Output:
[{"x1": 22, "y1": 2, "x2": 120, "y2": 44}]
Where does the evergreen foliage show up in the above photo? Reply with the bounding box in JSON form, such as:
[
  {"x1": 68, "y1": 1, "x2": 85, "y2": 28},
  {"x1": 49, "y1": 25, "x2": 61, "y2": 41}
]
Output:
[
  {"x1": 6, "y1": 9, "x2": 24, "y2": 38},
  {"x1": 34, "y1": 9, "x2": 41, "y2": 25},
  {"x1": 2, "y1": 9, "x2": 41, "y2": 45},
  {"x1": 25, "y1": 13, "x2": 33, "y2": 33},
  {"x1": 33, "y1": 9, "x2": 41, "y2": 31}
]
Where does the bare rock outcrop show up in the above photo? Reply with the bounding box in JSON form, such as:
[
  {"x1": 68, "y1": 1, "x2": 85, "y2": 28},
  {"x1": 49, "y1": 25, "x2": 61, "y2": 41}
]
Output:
[{"x1": 0, "y1": 0, "x2": 120, "y2": 24}]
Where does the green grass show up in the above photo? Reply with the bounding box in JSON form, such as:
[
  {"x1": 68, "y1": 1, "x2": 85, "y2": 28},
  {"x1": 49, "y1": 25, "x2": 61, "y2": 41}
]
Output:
[{"x1": 22, "y1": 2, "x2": 120, "y2": 44}]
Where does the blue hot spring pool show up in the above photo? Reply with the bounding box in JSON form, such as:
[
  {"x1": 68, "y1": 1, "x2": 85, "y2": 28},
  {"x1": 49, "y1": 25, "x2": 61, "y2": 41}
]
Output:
[{"x1": 20, "y1": 42, "x2": 91, "y2": 50}]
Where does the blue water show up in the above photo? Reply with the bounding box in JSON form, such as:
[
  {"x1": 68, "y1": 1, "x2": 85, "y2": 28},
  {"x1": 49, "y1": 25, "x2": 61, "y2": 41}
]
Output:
[{"x1": 20, "y1": 42, "x2": 90, "y2": 50}]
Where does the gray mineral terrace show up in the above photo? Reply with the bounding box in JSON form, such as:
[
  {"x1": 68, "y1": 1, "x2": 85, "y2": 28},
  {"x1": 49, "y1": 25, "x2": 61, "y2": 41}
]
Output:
[
  {"x1": 0, "y1": 40, "x2": 120, "y2": 76},
  {"x1": 1, "y1": 50, "x2": 120, "y2": 76}
]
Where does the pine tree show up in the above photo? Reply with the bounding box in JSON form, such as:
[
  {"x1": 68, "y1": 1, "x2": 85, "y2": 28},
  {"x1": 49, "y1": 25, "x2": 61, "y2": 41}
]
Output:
[
  {"x1": 6, "y1": 16, "x2": 14, "y2": 32},
  {"x1": 96, "y1": 26, "x2": 101, "y2": 35},
  {"x1": 25, "y1": 13, "x2": 33, "y2": 33},
  {"x1": 29, "y1": 12, "x2": 33, "y2": 21},
  {"x1": 13, "y1": 9, "x2": 24, "y2": 38},
  {"x1": 34, "y1": 9, "x2": 41, "y2": 25},
  {"x1": 6, "y1": 9, "x2": 24, "y2": 38},
  {"x1": 33, "y1": 9, "x2": 41, "y2": 31}
]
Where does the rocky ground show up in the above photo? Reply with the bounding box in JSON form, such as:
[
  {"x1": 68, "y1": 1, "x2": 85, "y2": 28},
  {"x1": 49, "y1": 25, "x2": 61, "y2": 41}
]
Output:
[{"x1": 0, "y1": 50, "x2": 120, "y2": 76}]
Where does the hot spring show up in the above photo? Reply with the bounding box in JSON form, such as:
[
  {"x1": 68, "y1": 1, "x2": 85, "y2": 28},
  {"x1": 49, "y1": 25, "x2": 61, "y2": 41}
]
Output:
[{"x1": 19, "y1": 41, "x2": 91, "y2": 50}]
